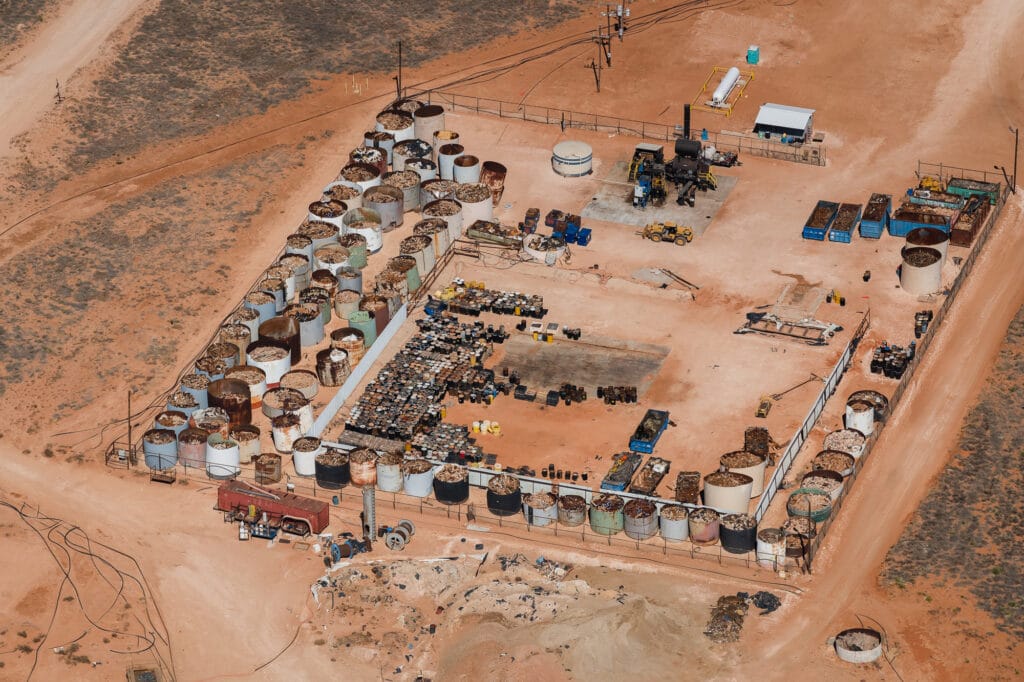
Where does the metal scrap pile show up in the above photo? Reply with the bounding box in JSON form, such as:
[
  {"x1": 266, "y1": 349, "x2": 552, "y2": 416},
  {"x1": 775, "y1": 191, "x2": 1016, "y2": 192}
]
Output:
[
  {"x1": 704, "y1": 591, "x2": 781, "y2": 643},
  {"x1": 345, "y1": 314, "x2": 504, "y2": 441},
  {"x1": 410, "y1": 422, "x2": 485, "y2": 463},
  {"x1": 443, "y1": 280, "x2": 546, "y2": 318}
]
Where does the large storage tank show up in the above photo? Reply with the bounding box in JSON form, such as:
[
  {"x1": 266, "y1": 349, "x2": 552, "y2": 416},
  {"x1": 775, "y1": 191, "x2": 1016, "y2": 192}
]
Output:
[
  {"x1": 315, "y1": 448, "x2": 350, "y2": 489},
  {"x1": 205, "y1": 433, "x2": 240, "y2": 479},
  {"x1": 589, "y1": 493, "x2": 624, "y2": 536},
  {"x1": 703, "y1": 471, "x2": 753, "y2": 513},
  {"x1": 712, "y1": 66, "x2": 741, "y2": 105},
  {"x1": 177, "y1": 427, "x2": 209, "y2": 468},
  {"x1": 720, "y1": 513, "x2": 758, "y2": 554},
  {"x1": 622, "y1": 499, "x2": 658, "y2": 540},
  {"x1": 433, "y1": 463, "x2": 469, "y2": 504},
  {"x1": 291, "y1": 436, "x2": 323, "y2": 477},
  {"x1": 900, "y1": 246, "x2": 942, "y2": 295},
  {"x1": 905, "y1": 226, "x2": 949, "y2": 261},
  {"x1": 719, "y1": 451, "x2": 768, "y2": 498},
  {"x1": 402, "y1": 458, "x2": 435, "y2": 497},
  {"x1": 659, "y1": 504, "x2": 689, "y2": 542},
  {"x1": 551, "y1": 141, "x2": 593, "y2": 177},
  {"x1": 523, "y1": 492, "x2": 558, "y2": 527}
]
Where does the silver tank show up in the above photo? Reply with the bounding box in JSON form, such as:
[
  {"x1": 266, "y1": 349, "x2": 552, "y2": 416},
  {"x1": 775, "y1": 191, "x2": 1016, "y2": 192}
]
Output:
[{"x1": 363, "y1": 185, "x2": 404, "y2": 231}]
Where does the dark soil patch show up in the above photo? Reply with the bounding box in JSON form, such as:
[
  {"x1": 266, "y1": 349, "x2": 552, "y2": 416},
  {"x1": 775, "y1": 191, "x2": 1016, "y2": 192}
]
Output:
[
  {"x1": 0, "y1": 0, "x2": 60, "y2": 60},
  {"x1": 882, "y1": 305, "x2": 1024, "y2": 641}
]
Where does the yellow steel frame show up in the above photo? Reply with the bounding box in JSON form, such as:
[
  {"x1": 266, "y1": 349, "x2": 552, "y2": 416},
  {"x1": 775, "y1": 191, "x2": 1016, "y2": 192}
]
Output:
[{"x1": 690, "y1": 66, "x2": 755, "y2": 117}]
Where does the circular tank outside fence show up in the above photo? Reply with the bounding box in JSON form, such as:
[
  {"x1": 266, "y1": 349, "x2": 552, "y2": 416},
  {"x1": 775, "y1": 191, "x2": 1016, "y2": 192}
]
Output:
[
  {"x1": 377, "y1": 452, "x2": 404, "y2": 492},
  {"x1": 589, "y1": 493, "x2": 624, "y2": 536},
  {"x1": 402, "y1": 458, "x2": 435, "y2": 497},
  {"x1": 623, "y1": 498, "x2": 658, "y2": 540},
  {"x1": 523, "y1": 492, "x2": 558, "y2": 527},
  {"x1": 552, "y1": 140, "x2": 593, "y2": 177},
  {"x1": 834, "y1": 628, "x2": 883, "y2": 664}
]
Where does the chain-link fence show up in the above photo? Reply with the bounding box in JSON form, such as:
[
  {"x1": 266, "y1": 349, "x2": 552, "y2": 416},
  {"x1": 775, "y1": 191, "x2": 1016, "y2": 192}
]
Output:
[{"x1": 422, "y1": 91, "x2": 826, "y2": 166}]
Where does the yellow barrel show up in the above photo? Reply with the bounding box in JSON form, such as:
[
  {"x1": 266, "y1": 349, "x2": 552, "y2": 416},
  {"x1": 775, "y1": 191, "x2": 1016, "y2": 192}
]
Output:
[
  {"x1": 490, "y1": 422, "x2": 501, "y2": 435},
  {"x1": 472, "y1": 421, "x2": 481, "y2": 433}
]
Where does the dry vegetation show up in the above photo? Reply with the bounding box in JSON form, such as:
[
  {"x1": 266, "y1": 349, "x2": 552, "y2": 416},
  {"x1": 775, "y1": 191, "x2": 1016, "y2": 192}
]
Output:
[
  {"x1": 0, "y1": 145, "x2": 295, "y2": 409},
  {"x1": 883, "y1": 305, "x2": 1024, "y2": 640},
  {"x1": 15, "y1": 0, "x2": 584, "y2": 189},
  {"x1": 0, "y1": 0, "x2": 58, "y2": 59}
]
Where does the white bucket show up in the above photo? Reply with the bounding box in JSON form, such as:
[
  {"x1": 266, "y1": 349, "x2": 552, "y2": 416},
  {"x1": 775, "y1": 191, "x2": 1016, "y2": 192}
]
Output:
[{"x1": 756, "y1": 528, "x2": 787, "y2": 569}]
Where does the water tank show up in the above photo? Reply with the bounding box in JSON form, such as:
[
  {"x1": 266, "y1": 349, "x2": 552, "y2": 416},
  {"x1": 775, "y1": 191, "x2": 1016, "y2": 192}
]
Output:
[
  {"x1": 659, "y1": 504, "x2": 689, "y2": 542},
  {"x1": 589, "y1": 493, "x2": 624, "y2": 536},
  {"x1": 523, "y1": 492, "x2": 558, "y2": 527},
  {"x1": 622, "y1": 499, "x2": 658, "y2": 540},
  {"x1": 712, "y1": 66, "x2": 741, "y2": 105},
  {"x1": 376, "y1": 452, "x2": 404, "y2": 493},
  {"x1": 900, "y1": 246, "x2": 942, "y2": 295},
  {"x1": 703, "y1": 471, "x2": 753, "y2": 513},
  {"x1": 556, "y1": 495, "x2": 587, "y2": 526},
  {"x1": 551, "y1": 141, "x2": 593, "y2": 177},
  {"x1": 402, "y1": 458, "x2": 435, "y2": 497}
]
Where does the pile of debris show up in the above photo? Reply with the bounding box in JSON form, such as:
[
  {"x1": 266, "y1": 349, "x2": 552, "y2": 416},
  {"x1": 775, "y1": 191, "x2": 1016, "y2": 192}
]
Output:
[{"x1": 704, "y1": 591, "x2": 781, "y2": 643}]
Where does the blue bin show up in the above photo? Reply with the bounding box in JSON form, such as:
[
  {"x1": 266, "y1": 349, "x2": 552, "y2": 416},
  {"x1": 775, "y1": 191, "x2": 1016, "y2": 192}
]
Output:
[{"x1": 577, "y1": 228, "x2": 592, "y2": 246}]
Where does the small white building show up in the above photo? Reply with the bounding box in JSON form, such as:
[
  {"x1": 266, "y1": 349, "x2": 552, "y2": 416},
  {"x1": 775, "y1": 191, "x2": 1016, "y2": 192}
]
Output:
[{"x1": 753, "y1": 103, "x2": 815, "y2": 141}]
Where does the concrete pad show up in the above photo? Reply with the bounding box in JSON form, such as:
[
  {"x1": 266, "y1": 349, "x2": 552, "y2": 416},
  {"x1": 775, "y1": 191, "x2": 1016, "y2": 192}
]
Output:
[{"x1": 581, "y1": 160, "x2": 738, "y2": 235}]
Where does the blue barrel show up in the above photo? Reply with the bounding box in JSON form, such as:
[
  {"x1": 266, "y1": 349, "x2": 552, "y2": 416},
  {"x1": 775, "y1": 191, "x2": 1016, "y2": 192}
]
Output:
[
  {"x1": 346, "y1": 310, "x2": 377, "y2": 347},
  {"x1": 143, "y1": 428, "x2": 178, "y2": 470}
]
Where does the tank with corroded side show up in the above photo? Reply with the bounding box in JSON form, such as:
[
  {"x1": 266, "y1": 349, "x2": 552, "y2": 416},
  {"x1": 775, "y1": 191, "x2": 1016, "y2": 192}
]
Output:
[
  {"x1": 900, "y1": 246, "x2": 942, "y2": 295},
  {"x1": 433, "y1": 463, "x2": 469, "y2": 504},
  {"x1": 323, "y1": 180, "x2": 364, "y2": 210},
  {"x1": 205, "y1": 433, "x2": 240, "y2": 479},
  {"x1": 402, "y1": 458, "x2": 435, "y2": 497},
  {"x1": 259, "y1": 316, "x2": 301, "y2": 365},
  {"x1": 362, "y1": 186, "x2": 404, "y2": 232},
  {"x1": 307, "y1": 199, "x2": 348, "y2": 232},
  {"x1": 405, "y1": 157, "x2": 438, "y2": 184},
  {"x1": 363, "y1": 130, "x2": 395, "y2": 164},
  {"x1": 359, "y1": 295, "x2": 391, "y2": 337},
  {"x1": 348, "y1": 146, "x2": 387, "y2": 176},
  {"x1": 375, "y1": 109, "x2": 414, "y2": 142},
  {"x1": 589, "y1": 493, "x2": 624, "y2": 536},
  {"x1": 811, "y1": 450, "x2": 856, "y2": 477},
  {"x1": 719, "y1": 451, "x2": 768, "y2": 498},
  {"x1": 387, "y1": 255, "x2": 421, "y2": 294},
  {"x1": 453, "y1": 154, "x2": 481, "y2": 183},
  {"x1": 414, "y1": 217, "x2": 451, "y2": 260},
  {"x1": 220, "y1": 323, "x2": 254, "y2": 366},
  {"x1": 703, "y1": 471, "x2": 753, "y2": 514},
  {"x1": 208, "y1": 378, "x2": 252, "y2": 428},
  {"x1": 622, "y1": 498, "x2": 658, "y2": 540},
  {"x1": 180, "y1": 373, "x2": 210, "y2": 409},
  {"x1": 297, "y1": 220, "x2": 340, "y2": 253},
  {"x1": 556, "y1": 494, "x2": 587, "y2": 526},
  {"x1": 413, "y1": 104, "x2": 445, "y2": 146},
  {"x1": 376, "y1": 451, "x2": 404, "y2": 492},
  {"x1": 291, "y1": 436, "x2": 323, "y2": 477},
  {"x1": 206, "y1": 341, "x2": 239, "y2": 370},
  {"x1": 285, "y1": 232, "x2": 314, "y2": 261},
  {"x1": 338, "y1": 234, "x2": 368, "y2": 269},
  {"x1": 315, "y1": 448, "x2": 350, "y2": 489},
  {"x1": 376, "y1": 268, "x2": 409, "y2": 303},
  {"x1": 154, "y1": 410, "x2": 189, "y2": 438},
  {"x1": 688, "y1": 507, "x2": 721, "y2": 545},
  {"x1": 422, "y1": 198, "x2": 464, "y2": 244},
  {"x1": 177, "y1": 427, "x2": 209, "y2": 469},
  {"x1": 348, "y1": 448, "x2": 379, "y2": 487},
  {"x1": 399, "y1": 235, "x2": 435, "y2": 279},
  {"x1": 228, "y1": 305, "x2": 261, "y2": 342},
  {"x1": 392, "y1": 138, "x2": 433, "y2": 172},
  {"x1": 720, "y1": 513, "x2": 757, "y2": 554},
  {"x1": 756, "y1": 528, "x2": 787, "y2": 569},
  {"x1": 261, "y1": 387, "x2": 307, "y2": 420},
  {"x1": 454, "y1": 182, "x2": 493, "y2": 225},
  {"x1": 224, "y1": 366, "x2": 267, "y2": 412},
  {"x1": 382, "y1": 169, "x2": 423, "y2": 211},
  {"x1": 167, "y1": 390, "x2": 200, "y2": 418},
  {"x1": 342, "y1": 207, "x2": 384, "y2": 254},
  {"x1": 823, "y1": 429, "x2": 867, "y2": 459},
  {"x1": 271, "y1": 413, "x2": 302, "y2": 453},
  {"x1": 486, "y1": 474, "x2": 522, "y2": 516},
  {"x1": 339, "y1": 162, "x2": 382, "y2": 192},
  {"x1": 143, "y1": 428, "x2": 177, "y2": 471},
  {"x1": 834, "y1": 628, "x2": 884, "y2": 664},
  {"x1": 479, "y1": 161, "x2": 508, "y2": 207},
  {"x1": 230, "y1": 425, "x2": 260, "y2": 464},
  {"x1": 190, "y1": 406, "x2": 230, "y2": 438},
  {"x1": 659, "y1": 504, "x2": 689, "y2": 542},
  {"x1": 284, "y1": 302, "x2": 325, "y2": 347},
  {"x1": 432, "y1": 130, "x2": 460, "y2": 161},
  {"x1": 255, "y1": 453, "x2": 282, "y2": 484},
  {"x1": 299, "y1": 286, "x2": 333, "y2": 326},
  {"x1": 522, "y1": 491, "x2": 558, "y2": 527},
  {"x1": 316, "y1": 347, "x2": 351, "y2": 387},
  {"x1": 331, "y1": 326, "x2": 367, "y2": 366}
]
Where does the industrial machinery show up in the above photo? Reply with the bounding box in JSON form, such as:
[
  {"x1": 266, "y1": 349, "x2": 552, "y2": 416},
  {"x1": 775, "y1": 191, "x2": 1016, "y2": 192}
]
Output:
[
  {"x1": 377, "y1": 520, "x2": 416, "y2": 550},
  {"x1": 327, "y1": 537, "x2": 369, "y2": 565},
  {"x1": 629, "y1": 409, "x2": 670, "y2": 454},
  {"x1": 627, "y1": 143, "x2": 665, "y2": 182},
  {"x1": 665, "y1": 138, "x2": 718, "y2": 192},
  {"x1": 639, "y1": 221, "x2": 693, "y2": 246},
  {"x1": 736, "y1": 312, "x2": 842, "y2": 346},
  {"x1": 217, "y1": 480, "x2": 329, "y2": 536},
  {"x1": 628, "y1": 143, "x2": 668, "y2": 208},
  {"x1": 755, "y1": 396, "x2": 773, "y2": 419}
]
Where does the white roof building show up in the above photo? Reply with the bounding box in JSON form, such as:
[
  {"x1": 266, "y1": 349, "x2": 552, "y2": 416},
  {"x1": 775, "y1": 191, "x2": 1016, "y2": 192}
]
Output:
[{"x1": 753, "y1": 103, "x2": 815, "y2": 139}]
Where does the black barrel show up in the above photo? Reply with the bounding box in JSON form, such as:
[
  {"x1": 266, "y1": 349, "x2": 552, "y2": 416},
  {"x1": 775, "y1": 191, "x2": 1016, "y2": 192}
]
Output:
[
  {"x1": 485, "y1": 474, "x2": 522, "y2": 516},
  {"x1": 315, "y1": 449, "x2": 350, "y2": 490},
  {"x1": 259, "y1": 316, "x2": 301, "y2": 365},
  {"x1": 433, "y1": 464, "x2": 469, "y2": 504},
  {"x1": 720, "y1": 514, "x2": 758, "y2": 554}
]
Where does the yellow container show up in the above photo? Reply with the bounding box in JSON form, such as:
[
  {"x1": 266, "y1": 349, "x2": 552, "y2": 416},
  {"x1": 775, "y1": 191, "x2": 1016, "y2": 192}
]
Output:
[
  {"x1": 514, "y1": 306, "x2": 521, "y2": 316},
  {"x1": 490, "y1": 421, "x2": 501, "y2": 435},
  {"x1": 439, "y1": 406, "x2": 447, "y2": 419},
  {"x1": 532, "y1": 332, "x2": 539, "y2": 341},
  {"x1": 546, "y1": 334, "x2": 554, "y2": 344},
  {"x1": 472, "y1": 421, "x2": 481, "y2": 433}
]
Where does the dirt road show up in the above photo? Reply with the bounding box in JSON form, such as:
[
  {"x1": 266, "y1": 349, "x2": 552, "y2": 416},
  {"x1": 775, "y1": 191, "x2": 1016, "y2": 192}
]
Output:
[{"x1": 0, "y1": 0, "x2": 150, "y2": 159}]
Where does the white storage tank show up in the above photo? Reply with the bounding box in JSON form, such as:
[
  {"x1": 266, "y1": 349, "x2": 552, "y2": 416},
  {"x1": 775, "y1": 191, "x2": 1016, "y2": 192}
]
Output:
[
  {"x1": 205, "y1": 433, "x2": 240, "y2": 479},
  {"x1": 703, "y1": 471, "x2": 753, "y2": 514},
  {"x1": 659, "y1": 504, "x2": 689, "y2": 542},
  {"x1": 845, "y1": 399, "x2": 875, "y2": 436},
  {"x1": 900, "y1": 246, "x2": 943, "y2": 295},
  {"x1": 551, "y1": 141, "x2": 593, "y2": 177},
  {"x1": 523, "y1": 491, "x2": 559, "y2": 527},
  {"x1": 454, "y1": 183, "x2": 494, "y2": 225},
  {"x1": 712, "y1": 66, "x2": 741, "y2": 105}
]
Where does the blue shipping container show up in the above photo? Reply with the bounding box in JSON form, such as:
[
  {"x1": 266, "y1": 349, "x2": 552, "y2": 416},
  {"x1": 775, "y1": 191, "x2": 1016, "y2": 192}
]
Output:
[
  {"x1": 828, "y1": 229, "x2": 852, "y2": 243},
  {"x1": 577, "y1": 228, "x2": 592, "y2": 246},
  {"x1": 860, "y1": 193, "x2": 891, "y2": 238},
  {"x1": 802, "y1": 226, "x2": 827, "y2": 240}
]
